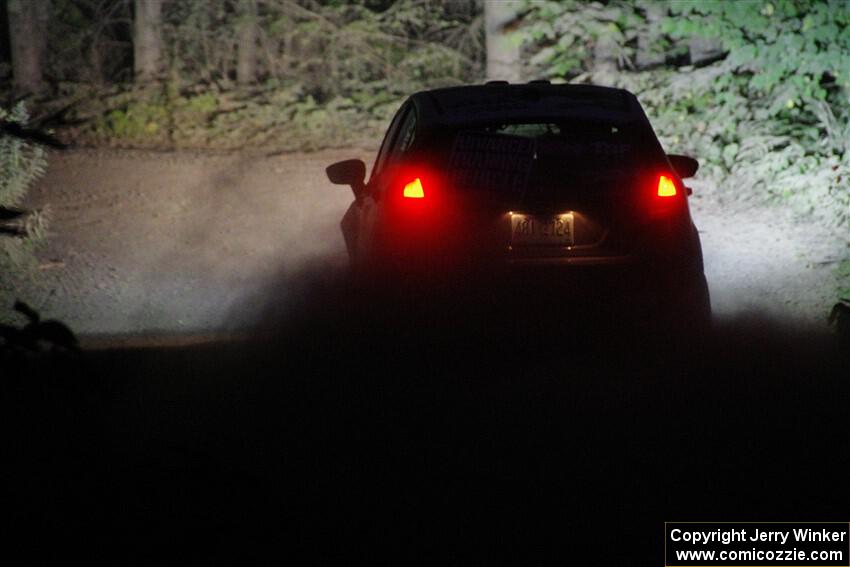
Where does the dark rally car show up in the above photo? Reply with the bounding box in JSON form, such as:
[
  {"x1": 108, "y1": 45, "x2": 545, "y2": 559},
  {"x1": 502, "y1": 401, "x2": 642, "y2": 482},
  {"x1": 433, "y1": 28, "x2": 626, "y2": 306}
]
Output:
[{"x1": 327, "y1": 82, "x2": 710, "y2": 329}]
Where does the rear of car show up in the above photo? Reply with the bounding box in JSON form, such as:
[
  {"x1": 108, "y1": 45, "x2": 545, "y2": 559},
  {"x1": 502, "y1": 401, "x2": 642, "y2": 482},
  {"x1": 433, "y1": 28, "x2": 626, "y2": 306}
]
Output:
[{"x1": 347, "y1": 84, "x2": 710, "y2": 329}]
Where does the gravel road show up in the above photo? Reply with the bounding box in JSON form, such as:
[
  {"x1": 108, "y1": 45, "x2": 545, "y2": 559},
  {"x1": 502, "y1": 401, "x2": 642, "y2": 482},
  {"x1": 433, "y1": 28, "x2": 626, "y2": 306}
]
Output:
[{"x1": 18, "y1": 149, "x2": 842, "y2": 336}]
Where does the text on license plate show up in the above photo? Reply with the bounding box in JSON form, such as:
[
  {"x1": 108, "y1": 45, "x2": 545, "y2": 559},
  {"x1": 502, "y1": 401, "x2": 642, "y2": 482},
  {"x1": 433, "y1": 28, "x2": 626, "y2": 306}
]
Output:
[{"x1": 511, "y1": 213, "x2": 575, "y2": 246}]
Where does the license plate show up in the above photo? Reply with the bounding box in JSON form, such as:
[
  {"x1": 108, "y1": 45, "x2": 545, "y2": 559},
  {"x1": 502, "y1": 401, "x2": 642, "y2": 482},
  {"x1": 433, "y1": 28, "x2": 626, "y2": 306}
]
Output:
[{"x1": 511, "y1": 213, "x2": 574, "y2": 246}]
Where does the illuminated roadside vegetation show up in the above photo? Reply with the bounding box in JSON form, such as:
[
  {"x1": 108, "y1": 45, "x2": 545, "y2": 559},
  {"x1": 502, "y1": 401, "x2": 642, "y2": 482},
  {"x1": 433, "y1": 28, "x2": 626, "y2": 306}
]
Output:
[
  {"x1": 0, "y1": 103, "x2": 48, "y2": 323},
  {"x1": 521, "y1": 0, "x2": 850, "y2": 298}
]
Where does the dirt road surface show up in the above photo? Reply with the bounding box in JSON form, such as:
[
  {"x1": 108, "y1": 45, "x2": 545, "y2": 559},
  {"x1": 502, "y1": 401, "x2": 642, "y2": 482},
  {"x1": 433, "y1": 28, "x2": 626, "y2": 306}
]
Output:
[{"x1": 20, "y1": 149, "x2": 841, "y2": 337}]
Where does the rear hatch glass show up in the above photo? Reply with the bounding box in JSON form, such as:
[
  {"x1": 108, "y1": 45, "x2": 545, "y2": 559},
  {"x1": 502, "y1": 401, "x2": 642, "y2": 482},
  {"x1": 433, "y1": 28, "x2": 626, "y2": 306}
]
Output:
[{"x1": 439, "y1": 120, "x2": 647, "y2": 208}]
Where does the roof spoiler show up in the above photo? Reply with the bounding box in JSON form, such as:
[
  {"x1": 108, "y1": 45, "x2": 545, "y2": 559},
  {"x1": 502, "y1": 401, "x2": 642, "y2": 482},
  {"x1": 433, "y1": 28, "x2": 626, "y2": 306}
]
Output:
[{"x1": 485, "y1": 79, "x2": 552, "y2": 86}]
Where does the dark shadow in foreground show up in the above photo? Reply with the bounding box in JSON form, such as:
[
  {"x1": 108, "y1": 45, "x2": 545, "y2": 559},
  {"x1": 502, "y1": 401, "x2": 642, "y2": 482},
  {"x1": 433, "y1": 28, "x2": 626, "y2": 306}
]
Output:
[{"x1": 3, "y1": 266, "x2": 848, "y2": 565}]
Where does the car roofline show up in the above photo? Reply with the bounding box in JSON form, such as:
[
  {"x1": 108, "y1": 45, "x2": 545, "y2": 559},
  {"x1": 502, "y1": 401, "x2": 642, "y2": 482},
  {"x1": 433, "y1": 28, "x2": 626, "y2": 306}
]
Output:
[{"x1": 409, "y1": 83, "x2": 645, "y2": 127}]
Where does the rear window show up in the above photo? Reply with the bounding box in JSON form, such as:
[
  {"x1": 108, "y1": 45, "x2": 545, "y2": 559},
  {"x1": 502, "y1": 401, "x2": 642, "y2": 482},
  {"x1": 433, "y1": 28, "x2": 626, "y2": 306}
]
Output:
[
  {"x1": 432, "y1": 87, "x2": 631, "y2": 122},
  {"x1": 440, "y1": 120, "x2": 645, "y2": 199}
]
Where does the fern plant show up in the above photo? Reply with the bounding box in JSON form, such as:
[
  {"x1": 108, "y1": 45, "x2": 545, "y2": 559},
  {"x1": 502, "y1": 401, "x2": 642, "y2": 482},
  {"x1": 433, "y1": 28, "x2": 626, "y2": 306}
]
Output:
[
  {"x1": 1, "y1": 102, "x2": 49, "y2": 325},
  {"x1": 0, "y1": 102, "x2": 47, "y2": 208}
]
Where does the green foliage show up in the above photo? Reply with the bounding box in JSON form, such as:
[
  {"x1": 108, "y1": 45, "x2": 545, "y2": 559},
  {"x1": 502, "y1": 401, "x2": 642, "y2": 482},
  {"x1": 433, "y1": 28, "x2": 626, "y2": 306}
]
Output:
[
  {"x1": 185, "y1": 93, "x2": 218, "y2": 114},
  {"x1": 99, "y1": 101, "x2": 170, "y2": 141},
  {"x1": 662, "y1": 0, "x2": 850, "y2": 110},
  {"x1": 0, "y1": 103, "x2": 47, "y2": 207},
  {"x1": 38, "y1": 1, "x2": 483, "y2": 151},
  {"x1": 76, "y1": 82, "x2": 399, "y2": 151},
  {"x1": 524, "y1": 0, "x2": 638, "y2": 78},
  {"x1": 0, "y1": 103, "x2": 50, "y2": 324},
  {"x1": 521, "y1": 0, "x2": 850, "y2": 298},
  {"x1": 159, "y1": 0, "x2": 482, "y2": 97}
]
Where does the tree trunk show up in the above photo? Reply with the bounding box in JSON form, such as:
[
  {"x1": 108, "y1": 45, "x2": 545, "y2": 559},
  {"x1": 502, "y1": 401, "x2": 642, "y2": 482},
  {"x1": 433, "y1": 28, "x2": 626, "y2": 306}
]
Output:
[
  {"x1": 485, "y1": 0, "x2": 522, "y2": 82},
  {"x1": 237, "y1": 0, "x2": 258, "y2": 86},
  {"x1": 134, "y1": 0, "x2": 163, "y2": 82},
  {"x1": 7, "y1": 0, "x2": 50, "y2": 94}
]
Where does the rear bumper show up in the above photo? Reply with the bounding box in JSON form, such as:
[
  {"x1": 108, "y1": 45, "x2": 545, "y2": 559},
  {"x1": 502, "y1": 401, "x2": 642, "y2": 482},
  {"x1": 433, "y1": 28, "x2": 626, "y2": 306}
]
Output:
[
  {"x1": 366, "y1": 213, "x2": 705, "y2": 291},
  {"x1": 504, "y1": 254, "x2": 637, "y2": 268},
  {"x1": 367, "y1": 244, "x2": 700, "y2": 285}
]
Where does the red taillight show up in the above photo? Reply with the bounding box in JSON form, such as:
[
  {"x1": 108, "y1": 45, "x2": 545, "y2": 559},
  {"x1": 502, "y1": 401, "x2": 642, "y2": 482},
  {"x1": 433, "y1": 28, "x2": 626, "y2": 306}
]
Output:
[
  {"x1": 643, "y1": 172, "x2": 683, "y2": 220},
  {"x1": 657, "y1": 174, "x2": 677, "y2": 197},
  {"x1": 403, "y1": 177, "x2": 424, "y2": 199}
]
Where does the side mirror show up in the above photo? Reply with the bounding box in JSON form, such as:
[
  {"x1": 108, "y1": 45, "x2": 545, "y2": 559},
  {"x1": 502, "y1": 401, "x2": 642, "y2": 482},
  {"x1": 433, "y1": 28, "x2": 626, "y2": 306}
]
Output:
[
  {"x1": 326, "y1": 159, "x2": 366, "y2": 200},
  {"x1": 667, "y1": 154, "x2": 699, "y2": 179}
]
